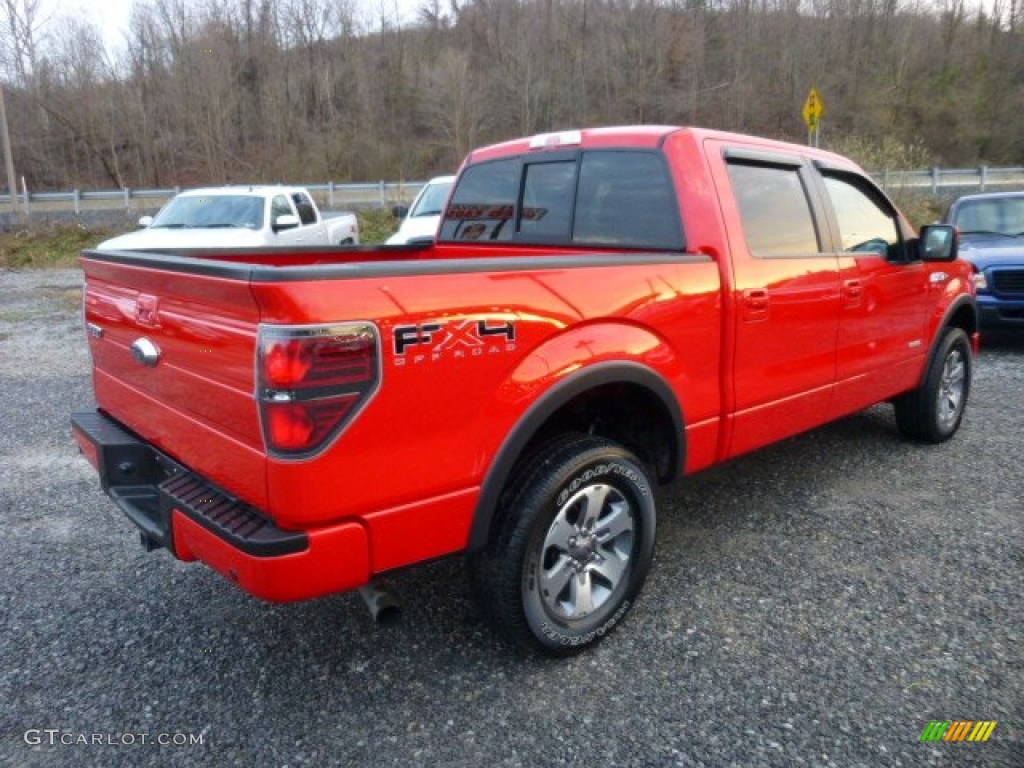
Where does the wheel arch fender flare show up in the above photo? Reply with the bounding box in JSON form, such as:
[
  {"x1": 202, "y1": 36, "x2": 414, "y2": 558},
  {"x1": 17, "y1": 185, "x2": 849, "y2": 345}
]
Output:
[
  {"x1": 466, "y1": 361, "x2": 685, "y2": 552},
  {"x1": 935, "y1": 293, "x2": 978, "y2": 334},
  {"x1": 923, "y1": 293, "x2": 978, "y2": 375}
]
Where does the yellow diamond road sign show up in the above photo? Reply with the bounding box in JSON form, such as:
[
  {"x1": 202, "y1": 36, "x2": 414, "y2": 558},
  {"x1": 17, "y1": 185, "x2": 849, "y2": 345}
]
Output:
[{"x1": 802, "y1": 87, "x2": 824, "y2": 129}]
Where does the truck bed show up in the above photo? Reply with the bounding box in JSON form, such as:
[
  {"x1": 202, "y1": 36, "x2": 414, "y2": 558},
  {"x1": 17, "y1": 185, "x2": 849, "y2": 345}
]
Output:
[{"x1": 80, "y1": 243, "x2": 723, "y2": 527}]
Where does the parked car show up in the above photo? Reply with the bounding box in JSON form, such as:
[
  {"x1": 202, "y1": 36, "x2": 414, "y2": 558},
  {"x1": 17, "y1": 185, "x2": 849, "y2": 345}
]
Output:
[
  {"x1": 98, "y1": 186, "x2": 359, "y2": 249},
  {"x1": 943, "y1": 191, "x2": 1024, "y2": 331},
  {"x1": 73, "y1": 126, "x2": 974, "y2": 656},
  {"x1": 386, "y1": 175, "x2": 455, "y2": 244}
]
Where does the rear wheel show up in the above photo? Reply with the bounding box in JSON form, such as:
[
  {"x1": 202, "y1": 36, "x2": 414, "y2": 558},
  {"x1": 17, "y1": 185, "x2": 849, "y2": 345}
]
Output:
[
  {"x1": 894, "y1": 327, "x2": 972, "y2": 443},
  {"x1": 470, "y1": 435, "x2": 656, "y2": 656}
]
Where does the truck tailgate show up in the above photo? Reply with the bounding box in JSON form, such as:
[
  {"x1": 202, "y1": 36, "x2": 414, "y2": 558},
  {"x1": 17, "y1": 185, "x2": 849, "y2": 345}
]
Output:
[{"x1": 82, "y1": 255, "x2": 268, "y2": 509}]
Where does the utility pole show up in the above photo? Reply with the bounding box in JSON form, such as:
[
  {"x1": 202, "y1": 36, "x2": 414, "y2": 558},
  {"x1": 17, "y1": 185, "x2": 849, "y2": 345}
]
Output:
[{"x1": 0, "y1": 83, "x2": 18, "y2": 218}]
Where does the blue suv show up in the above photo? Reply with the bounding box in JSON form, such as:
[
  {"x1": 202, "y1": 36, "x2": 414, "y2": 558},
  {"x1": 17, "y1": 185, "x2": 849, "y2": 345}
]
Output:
[{"x1": 943, "y1": 191, "x2": 1024, "y2": 332}]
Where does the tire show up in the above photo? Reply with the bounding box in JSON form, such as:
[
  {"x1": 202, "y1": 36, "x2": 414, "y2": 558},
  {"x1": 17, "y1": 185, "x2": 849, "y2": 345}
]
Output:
[
  {"x1": 894, "y1": 327, "x2": 972, "y2": 443},
  {"x1": 469, "y1": 435, "x2": 656, "y2": 656}
]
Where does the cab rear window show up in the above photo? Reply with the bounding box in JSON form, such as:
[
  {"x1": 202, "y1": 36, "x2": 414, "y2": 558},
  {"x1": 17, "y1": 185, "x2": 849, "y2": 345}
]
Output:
[{"x1": 439, "y1": 150, "x2": 684, "y2": 250}]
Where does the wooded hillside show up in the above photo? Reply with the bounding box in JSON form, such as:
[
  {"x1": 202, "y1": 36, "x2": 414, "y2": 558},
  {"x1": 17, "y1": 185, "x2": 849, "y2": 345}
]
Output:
[{"x1": 1, "y1": 0, "x2": 1022, "y2": 191}]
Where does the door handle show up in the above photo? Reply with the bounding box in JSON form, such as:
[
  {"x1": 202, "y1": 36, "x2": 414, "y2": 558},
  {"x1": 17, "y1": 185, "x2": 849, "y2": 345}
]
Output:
[
  {"x1": 742, "y1": 288, "x2": 769, "y2": 310},
  {"x1": 843, "y1": 278, "x2": 863, "y2": 307},
  {"x1": 741, "y1": 288, "x2": 769, "y2": 322}
]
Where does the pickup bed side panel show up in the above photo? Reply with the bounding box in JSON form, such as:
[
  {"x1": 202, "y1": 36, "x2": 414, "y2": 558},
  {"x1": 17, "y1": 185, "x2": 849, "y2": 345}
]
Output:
[{"x1": 250, "y1": 257, "x2": 721, "y2": 574}]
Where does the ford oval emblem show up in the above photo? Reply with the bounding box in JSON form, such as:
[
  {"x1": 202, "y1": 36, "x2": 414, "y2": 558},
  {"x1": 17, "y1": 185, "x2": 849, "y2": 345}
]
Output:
[{"x1": 131, "y1": 337, "x2": 161, "y2": 367}]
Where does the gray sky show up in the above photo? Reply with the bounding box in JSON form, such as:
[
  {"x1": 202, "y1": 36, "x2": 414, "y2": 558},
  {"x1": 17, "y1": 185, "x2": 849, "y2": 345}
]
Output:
[{"x1": 44, "y1": 0, "x2": 425, "y2": 58}]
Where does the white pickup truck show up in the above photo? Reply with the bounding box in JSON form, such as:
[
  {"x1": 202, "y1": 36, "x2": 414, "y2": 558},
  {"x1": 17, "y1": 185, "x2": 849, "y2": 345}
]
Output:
[
  {"x1": 99, "y1": 186, "x2": 359, "y2": 249},
  {"x1": 386, "y1": 175, "x2": 455, "y2": 244}
]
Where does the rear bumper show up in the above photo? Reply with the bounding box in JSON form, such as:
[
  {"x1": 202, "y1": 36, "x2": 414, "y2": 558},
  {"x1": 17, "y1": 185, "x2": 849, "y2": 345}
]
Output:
[{"x1": 71, "y1": 410, "x2": 370, "y2": 601}]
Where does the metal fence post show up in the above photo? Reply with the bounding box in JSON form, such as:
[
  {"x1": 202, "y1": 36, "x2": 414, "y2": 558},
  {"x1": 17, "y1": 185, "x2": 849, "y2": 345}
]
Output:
[
  {"x1": 930, "y1": 167, "x2": 939, "y2": 196},
  {"x1": 979, "y1": 166, "x2": 988, "y2": 192},
  {"x1": 379, "y1": 180, "x2": 385, "y2": 209},
  {"x1": 124, "y1": 188, "x2": 131, "y2": 210},
  {"x1": 328, "y1": 181, "x2": 335, "y2": 208},
  {"x1": 73, "y1": 189, "x2": 80, "y2": 215}
]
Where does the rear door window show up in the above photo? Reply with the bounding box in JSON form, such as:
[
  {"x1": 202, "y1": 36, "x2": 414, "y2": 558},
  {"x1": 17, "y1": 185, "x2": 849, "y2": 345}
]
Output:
[
  {"x1": 291, "y1": 192, "x2": 318, "y2": 225},
  {"x1": 726, "y1": 162, "x2": 821, "y2": 257}
]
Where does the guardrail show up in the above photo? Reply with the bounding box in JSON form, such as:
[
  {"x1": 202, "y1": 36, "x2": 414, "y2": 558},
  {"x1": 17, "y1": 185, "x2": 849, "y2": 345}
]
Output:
[
  {"x1": 873, "y1": 166, "x2": 1024, "y2": 194},
  {"x1": 1, "y1": 166, "x2": 1023, "y2": 217},
  {"x1": 0, "y1": 181, "x2": 429, "y2": 217}
]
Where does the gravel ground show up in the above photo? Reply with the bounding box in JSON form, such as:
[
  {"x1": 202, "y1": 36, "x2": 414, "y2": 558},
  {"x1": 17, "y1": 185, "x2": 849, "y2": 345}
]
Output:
[{"x1": 1, "y1": 267, "x2": 1021, "y2": 768}]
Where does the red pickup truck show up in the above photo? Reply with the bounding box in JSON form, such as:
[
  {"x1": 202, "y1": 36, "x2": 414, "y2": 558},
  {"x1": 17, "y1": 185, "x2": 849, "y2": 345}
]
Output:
[{"x1": 72, "y1": 126, "x2": 977, "y2": 655}]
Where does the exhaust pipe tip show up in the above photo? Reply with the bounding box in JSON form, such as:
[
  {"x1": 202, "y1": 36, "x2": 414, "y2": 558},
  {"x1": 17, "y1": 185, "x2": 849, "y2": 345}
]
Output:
[{"x1": 358, "y1": 583, "x2": 401, "y2": 626}]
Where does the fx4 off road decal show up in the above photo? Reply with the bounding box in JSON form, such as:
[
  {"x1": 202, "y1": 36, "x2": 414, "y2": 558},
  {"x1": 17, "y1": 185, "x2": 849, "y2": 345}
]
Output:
[{"x1": 392, "y1": 319, "x2": 516, "y2": 366}]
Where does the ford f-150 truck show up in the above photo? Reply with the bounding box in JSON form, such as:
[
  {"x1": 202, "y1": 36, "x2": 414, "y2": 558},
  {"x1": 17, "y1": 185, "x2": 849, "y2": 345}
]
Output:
[
  {"x1": 98, "y1": 185, "x2": 359, "y2": 250},
  {"x1": 72, "y1": 126, "x2": 977, "y2": 656}
]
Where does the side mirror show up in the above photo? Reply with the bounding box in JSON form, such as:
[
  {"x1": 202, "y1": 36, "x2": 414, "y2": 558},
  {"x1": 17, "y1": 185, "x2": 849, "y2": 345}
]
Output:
[
  {"x1": 391, "y1": 204, "x2": 409, "y2": 219},
  {"x1": 138, "y1": 215, "x2": 153, "y2": 228},
  {"x1": 273, "y1": 213, "x2": 300, "y2": 232},
  {"x1": 919, "y1": 224, "x2": 958, "y2": 262}
]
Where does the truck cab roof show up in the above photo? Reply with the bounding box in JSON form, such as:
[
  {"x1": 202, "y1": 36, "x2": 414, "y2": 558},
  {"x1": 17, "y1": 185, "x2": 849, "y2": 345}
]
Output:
[
  {"x1": 176, "y1": 185, "x2": 308, "y2": 197},
  {"x1": 465, "y1": 125, "x2": 862, "y2": 174}
]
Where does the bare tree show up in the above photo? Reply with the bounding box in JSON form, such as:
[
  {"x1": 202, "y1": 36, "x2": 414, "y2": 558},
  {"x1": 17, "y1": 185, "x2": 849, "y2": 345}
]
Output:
[
  {"x1": 2, "y1": 0, "x2": 1022, "y2": 191},
  {"x1": 422, "y1": 47, "x2": 492, "y2": 159},
  {"x1": 0, "y1": 0, "x2": 45, "y2": 85}
]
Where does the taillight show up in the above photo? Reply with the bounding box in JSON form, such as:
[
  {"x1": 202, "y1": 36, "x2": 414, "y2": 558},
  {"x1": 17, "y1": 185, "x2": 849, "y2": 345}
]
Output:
[{"x1": 257, "y1": 323, "x2": 380, "y2": 457}]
